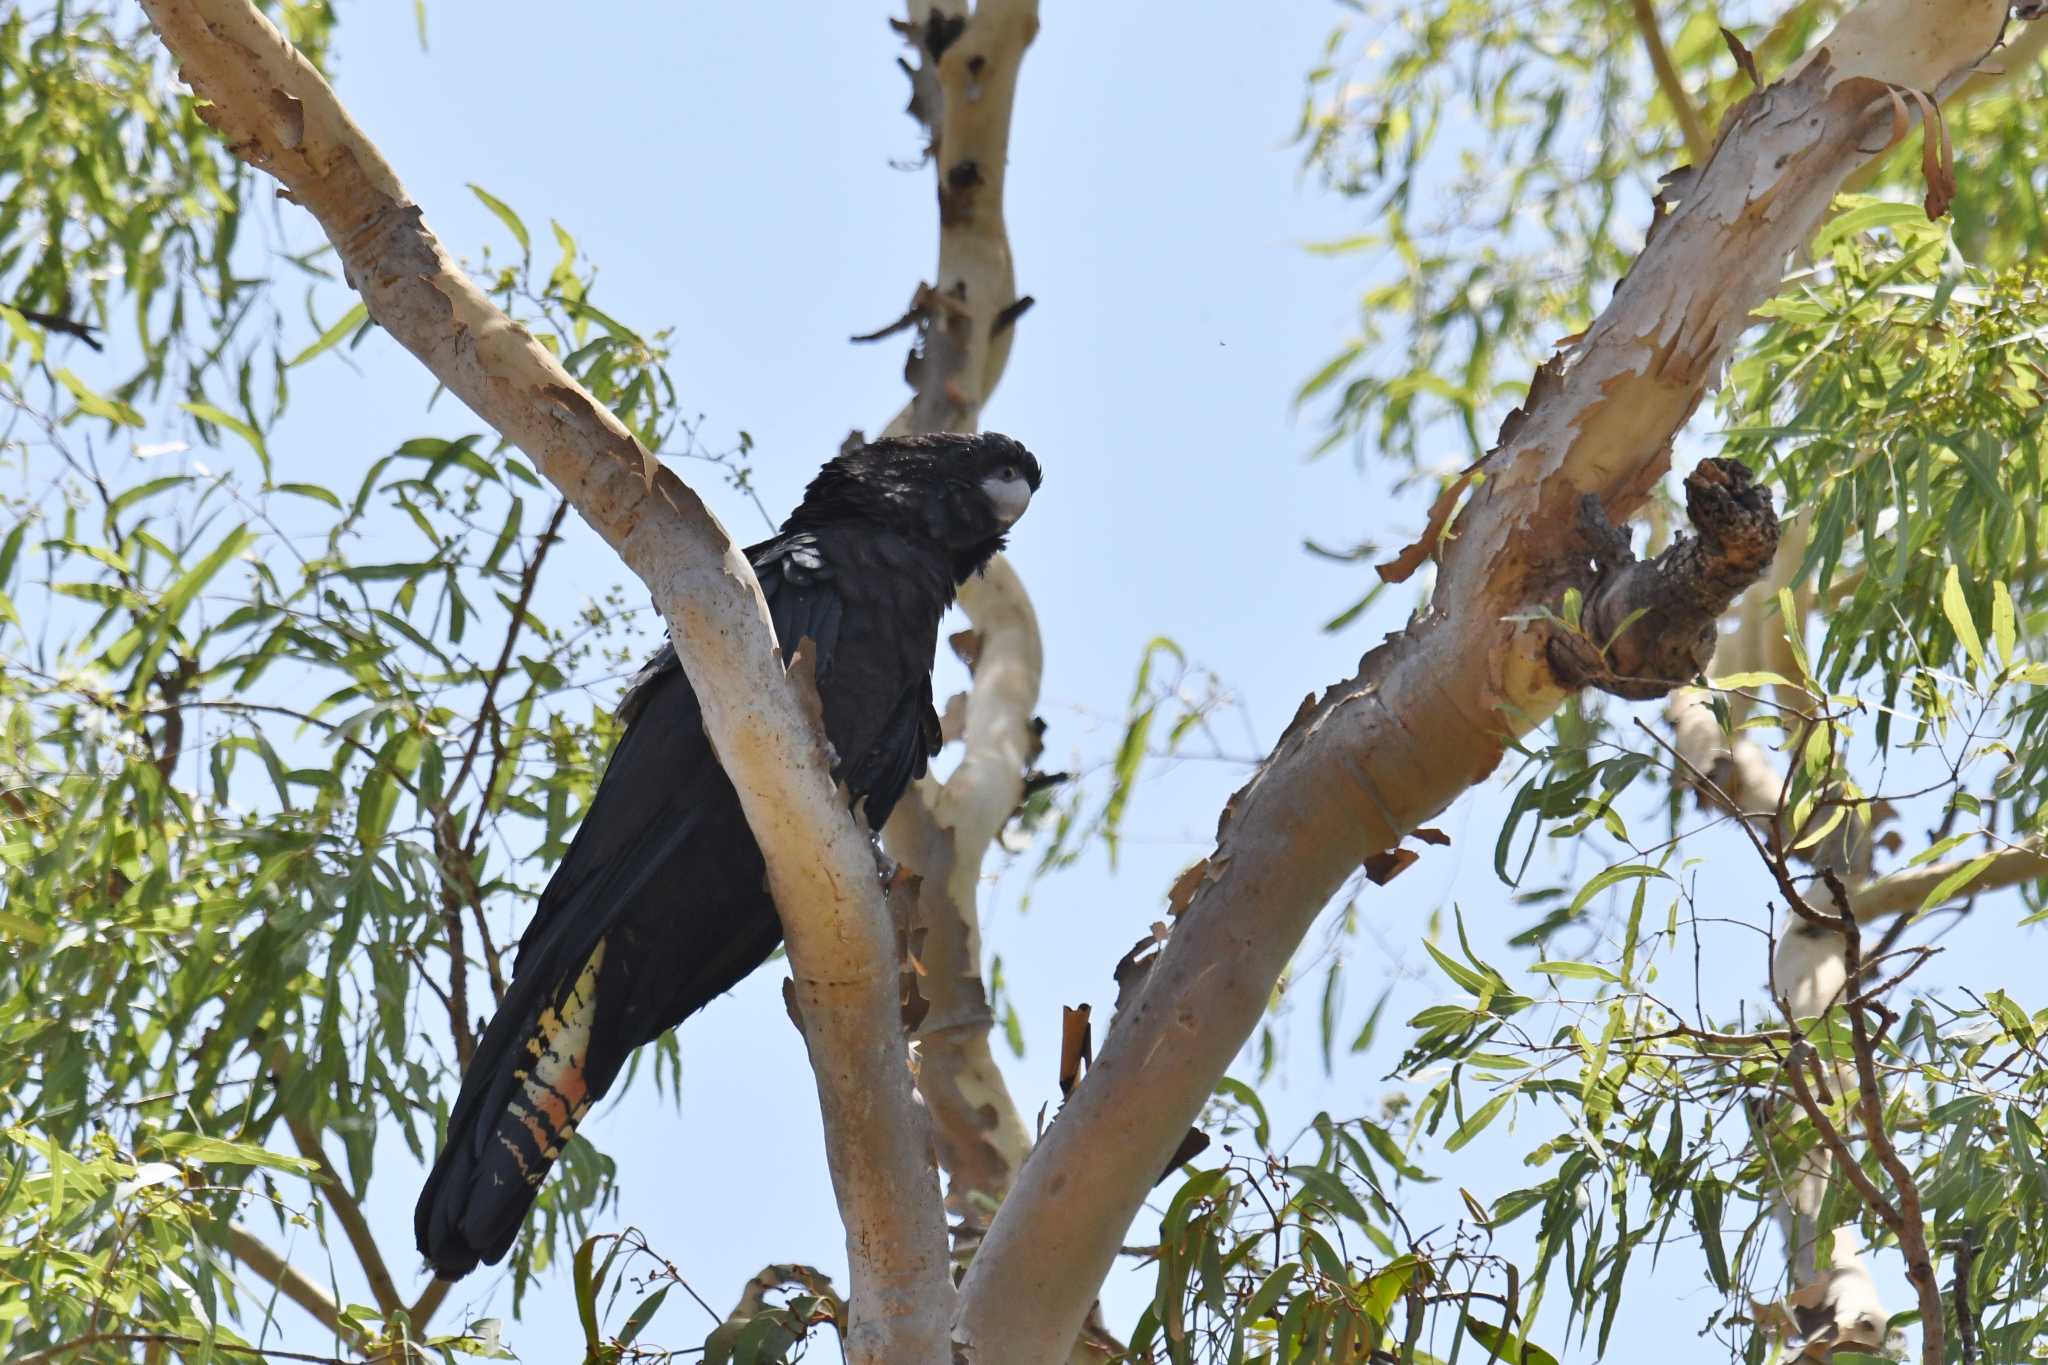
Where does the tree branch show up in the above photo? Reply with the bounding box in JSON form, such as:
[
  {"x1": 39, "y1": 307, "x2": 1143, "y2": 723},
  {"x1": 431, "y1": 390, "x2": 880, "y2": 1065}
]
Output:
[
  {"x1": 405, "y1": 1277, "x2": 452, "y2": 1335},
  {"x1": 879, "y1": 0, "x2": 1038, "y2": 440},
  {"x1": 885, "y1": 559, "x2": 1040, "y2": 1237},
  {"x1": 276, "y1": 1105, "x2": 402, "y2": 1317},
  {"x1": 951, "y1": 3, "x2": 2016, "y2": 1357},
  {"x1": 141, "y1": 4, "x2": 949, "y2": 1359},
  {"x1": 873, "y1": 0, "x2": 1042, "y2": 1253},
  {"x1": 1847, "y1": 835, "x2": 2048, "y2": 921},
  {"x1": 1629, "y1": 0, "x2": 1713, "y2": 163},
  {"x1": 1832, "y1": 904, "x2": 1945, "y2": 1365},
  {"x1": 15, "y1": 1336, "x2": 351, "y2": 1365}
]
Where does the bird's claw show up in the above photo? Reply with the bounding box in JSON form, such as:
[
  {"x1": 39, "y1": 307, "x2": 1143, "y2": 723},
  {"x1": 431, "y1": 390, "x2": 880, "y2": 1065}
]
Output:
[{"x1": 872, "y1": 846, "x2": 901, "y2": 889}]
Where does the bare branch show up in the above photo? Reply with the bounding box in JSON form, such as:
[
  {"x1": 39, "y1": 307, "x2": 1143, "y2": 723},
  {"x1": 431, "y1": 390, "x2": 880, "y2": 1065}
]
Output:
[
  {"x1": 406, "y1": 1277, "x2": 452, "y2": 1335},
  {"x1": 15, "y1": 1335, "x2": 352, "y2": 1365},
  {"x1": 141, "y1": 4, "x2": 949, "y2": 1358},
  {"x1": 1832, "y1": 903, "x2": 1945, "y2": 1365},
  {"x1": 275, "y1": 1102, "x2": 402, "y2": 1317},
  {"x1": 1847, "y1": 835, "x2": 2048, "y2": 921},
  {"x1": 952, "y1": 3, "x2": 2016, "y2": 1356},
  {"x1": 1629, "y1": 0, "x2": 1713, "y2": 162}
]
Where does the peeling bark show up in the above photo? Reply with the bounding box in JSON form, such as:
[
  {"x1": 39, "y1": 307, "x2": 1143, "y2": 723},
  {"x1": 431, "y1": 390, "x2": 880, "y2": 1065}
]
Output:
[
  {"x1": 951, "y1": 4, "x2": 2017, "y2": 1358},
  {"x1": 138, "y1": 4, "x2": 951, "y2": 1360}
]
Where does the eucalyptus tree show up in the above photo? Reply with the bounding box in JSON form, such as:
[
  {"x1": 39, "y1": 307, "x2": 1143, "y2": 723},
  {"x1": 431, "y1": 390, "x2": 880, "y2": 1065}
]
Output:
[{"x1": 3, "y1": 0, "x2": 2045, "y2": 1363}]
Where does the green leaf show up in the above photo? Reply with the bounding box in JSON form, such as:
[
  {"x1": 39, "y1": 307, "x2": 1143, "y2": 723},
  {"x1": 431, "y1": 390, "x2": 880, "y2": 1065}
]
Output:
[
  {"x1": 1463, "y1": 1318, "x2": 1560, "y2": 1365},
  {"x1": 179, "y1": 400, "x2": 271, "y2": 474},
  {"x1": 0, "y1": 521, "x2": 26, "y2": 585},
  {"x1": 357, "y1": 768, "x2": 398, "y2": 851},
  {"x1": 573, "y1": 1234, "x2": 603, "y2": 1348},
  {"x1": 107, "y1": 475, "x2": 191, "y2": 520},
  {"x1": 1993, "y1": 578, "x2": 2017, "y2": 665},
  {"x1": 1942, "y1": 564, "x2": 1984, "y2": 673},
  {"x1": 1693, "y1": 1175, "x2": 1730, "y2": 1291},
  {"x1": 1916, "y1": 852, "x2": 1998, "y2": 917},
  {"x1": 286, "y1": 301, "x2": 369, "y2": 368},
  {"x1": 1776, "y1": 587, "x2": 1814, "y2": 686},
  {"x1": 1567, "y1": 863, "x2": 1668, "y2": 918},
  {"x1": 471, "y1": 183, "x2": 531, "y2": 255},
  {"x1": 151, "y1": 1132, "x2": 315, "y2": 1174},
  {"x1": 1214, "y1": 1076, "x2": 1270, "y2": 1148},
  {"x1": 0, "y1": 303, "x2": 47, "y2": 362},
  {"x1": 1444, "y1": 1089, "x2": 1511, "y2": 1152},
  {"x1": 1709, "y1": 669, "x2": 1797, "y2": 692},
  {"x1": 1530, "y1": 960, "x2": 1619, "y2": 984},
  {"x1": 618, "y1": 1284, "x2": 670, "y2": 1346},
  {"x1": 1349, "y1": 986, "x2": 1391, "y2": 1054},
  {"x1": 56, "y1": 368, "x2": 144, "y2": 427},
  {"x1": 1359, "y1": 1119, "x2": 1433, "y2": 1182},
  {"x1": 276, "y1": 482, "x2": 344, "y2": 509}
]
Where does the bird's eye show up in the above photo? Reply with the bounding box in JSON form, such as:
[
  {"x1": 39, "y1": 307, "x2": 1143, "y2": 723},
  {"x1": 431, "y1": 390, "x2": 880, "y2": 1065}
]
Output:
[{"x1": 999, "y1": 464, "x2": 1016, "y2": 481}]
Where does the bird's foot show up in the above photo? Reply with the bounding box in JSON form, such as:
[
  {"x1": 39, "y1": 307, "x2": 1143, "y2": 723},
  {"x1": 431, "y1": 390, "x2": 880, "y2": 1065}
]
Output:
[{"x1": 872, "y1": 845, "x2": 902, "y2": 889}]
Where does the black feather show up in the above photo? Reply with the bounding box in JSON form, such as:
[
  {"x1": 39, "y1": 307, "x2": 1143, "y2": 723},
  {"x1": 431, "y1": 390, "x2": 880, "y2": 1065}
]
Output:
[{"x1": 415, "y1": 431, "x2": 1039, "y2": 1280}]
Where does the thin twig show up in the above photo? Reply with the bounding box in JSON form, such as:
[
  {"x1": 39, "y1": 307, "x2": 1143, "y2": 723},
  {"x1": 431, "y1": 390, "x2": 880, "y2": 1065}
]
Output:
[
  {"x1": 15, "y1": 1335, "x2": 352, "y2": 1365},
  {"x1": 1824, "y1": 873, "x2": 1945, "y2": 1365},
  {"x1": 224, "y1": 1223, "x2": 365, "y2": 1346},
  {"x1": 268, "y1": 1050, "x2": 404, "y2": 1316}
]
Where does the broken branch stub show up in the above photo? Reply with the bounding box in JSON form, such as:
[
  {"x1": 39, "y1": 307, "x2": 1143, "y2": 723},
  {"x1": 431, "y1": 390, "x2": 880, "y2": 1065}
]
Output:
[{"x1": 1547, "y1": 458, "x2": 1782, "y2": 700}]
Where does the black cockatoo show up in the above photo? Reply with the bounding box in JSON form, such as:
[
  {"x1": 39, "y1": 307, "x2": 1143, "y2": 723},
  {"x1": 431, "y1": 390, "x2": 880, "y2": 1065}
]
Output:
[{"x1": 415, "y1": 431, "x2": 1041, "y2": 1281}]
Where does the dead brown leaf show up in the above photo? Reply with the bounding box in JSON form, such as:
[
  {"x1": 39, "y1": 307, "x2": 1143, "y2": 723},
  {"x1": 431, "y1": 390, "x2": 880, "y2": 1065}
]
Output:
[
  {"x1": 1154, "y1": 1128, "x2": 1212, "y2": 1187},
  {"x1": 1166, "y1": 858, "x2": 1209, "y2": 916},
  {"x1": 1721, "y1": 26, "x2": 1761, "y2": 88},
  {"x1": 1905, "y1": 87, "x2": 1955, "y2": 219},
  {"x1": 1058, "y1": 1004, "x2": 1093, "y2": 1099},
  {"x1": 1378, "y1": 465, "x2": 1479, "y2": 584},
  {"x1": 1363, "y1": 847, "x2": 1420, "y2": 886}
]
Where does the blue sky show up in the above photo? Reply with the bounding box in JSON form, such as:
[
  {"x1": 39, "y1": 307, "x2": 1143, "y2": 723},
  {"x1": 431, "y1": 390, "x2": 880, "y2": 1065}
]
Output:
[{"x1": 105, "y1": 2, "x2": 2029, "y2": 1360}]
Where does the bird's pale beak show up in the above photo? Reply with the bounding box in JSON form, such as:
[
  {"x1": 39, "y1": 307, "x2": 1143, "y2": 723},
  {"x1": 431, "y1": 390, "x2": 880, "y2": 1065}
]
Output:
[{"x1": 982, "y1": 474, "x2": 1034, "y2": 527}]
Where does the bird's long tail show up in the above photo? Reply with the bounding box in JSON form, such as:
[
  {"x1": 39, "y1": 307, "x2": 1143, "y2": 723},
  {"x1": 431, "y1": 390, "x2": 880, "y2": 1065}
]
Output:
[{"x1": 415, "y1": 942, "x2": 615, "y2": 1281}]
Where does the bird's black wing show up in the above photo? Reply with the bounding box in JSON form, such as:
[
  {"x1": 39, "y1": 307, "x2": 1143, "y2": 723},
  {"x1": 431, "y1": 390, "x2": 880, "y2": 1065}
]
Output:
[{"x1": 415, "y1": 532, "x2": 848, "y2": 1280}]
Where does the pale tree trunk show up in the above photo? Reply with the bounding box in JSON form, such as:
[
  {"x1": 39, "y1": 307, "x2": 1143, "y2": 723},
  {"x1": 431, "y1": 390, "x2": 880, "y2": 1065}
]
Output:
[
  {"x1": 138, "y1": 4, "x2": 953, "y2": 1360},
  {"x1": 869, "y1": 13, "x2": 1117, "y2": 1356},
  {"x1": 872, "y1": 5, "x2": 1042, "y2": 1248},
  {"x1": 950, "y1": 2, "x2": 2020, "y2": 1358}
]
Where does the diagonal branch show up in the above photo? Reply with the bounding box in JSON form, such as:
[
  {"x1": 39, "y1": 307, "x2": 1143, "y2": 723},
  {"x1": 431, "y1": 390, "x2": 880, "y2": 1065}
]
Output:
[
  {"x1": 223, "y1": 1223, "x2": 366, "y2": 1348},
  {"x1": 1629, "y1": 0, "x2": 1713, "y2": 163},
  {"x1": 950, "y1": 2, "x2": 2018, "y2": 1357},
  {"x1": 1848, "y1": 835, "x2": 2048, "y2": 921},
  {"x1": 405, "y1": 1277, "x2": 452, "y2": 1336},
  {"x1": 268, "y1": 1092, "x2": 400, "y2": 1317},
  {"x1": 141, "y1": 4, "x2": 950, "y2": 1360}
]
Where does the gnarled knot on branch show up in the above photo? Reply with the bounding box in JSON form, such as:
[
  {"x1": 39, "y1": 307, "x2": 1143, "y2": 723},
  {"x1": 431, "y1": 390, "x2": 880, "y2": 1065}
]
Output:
[{"x1": 1547, "y1": 457, "x2": 1780, "y2": 700}]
